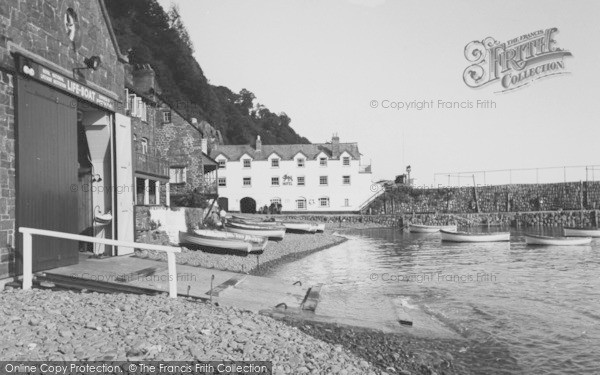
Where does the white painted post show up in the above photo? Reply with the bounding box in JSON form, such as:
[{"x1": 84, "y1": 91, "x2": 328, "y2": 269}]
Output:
[
  {"x1": 155, "y1": 181, "x2": 161, "y2": 205},
  {"x1": 144, "y1": 179, "x2": 150, "y2": 205},
  {"x1": 22, "y1": 231, "x2": 32, "y2": 290},
  {"x1": 165, "y1": 182, "x2": 170, "y2": 207},
  {"x1": 167, "y1": 251, "x2": 177, "y2": 298}
]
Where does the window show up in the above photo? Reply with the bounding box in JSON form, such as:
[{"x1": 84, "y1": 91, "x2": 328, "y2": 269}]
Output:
[
  {"x1": 128, "y1": 94, "x2": 136, "y2": 116},
  {"x1": 218, "y1": 159, "x2": 227, "y2": 168},
  {"x1": 218, "y1": 177, "x2": 226, "y2": 187},
  {"x1": 163, "y1": 111, "x2": 172, "y2": 123},
  {"x1": 170, "y1": 167, "x2": 186, "y2": 184},
  {"x1": 319, "y1": 176, "x2": 328, "y2": 186},
  {"x1": 297, "y1": 158, "x2": 305, "y2": 167},
  {"x1": 296, "y1": 198, "x2": 307, "y2": 210},
  {"x1": 243, "y1": 177, "x2": 252, "y2": 186},
  {"x1": 343, "y1": 156, "x2": 350, "y2": 166},
  {"x1": 243, "y1": 159, "x2": 251, "y2": 168},
  {"x1": 319, "y1": 157, "x2": 327, "y2": 166},
  {"x1": 271, "y1": 198, "x2": 281, "y2": 205},
  {"x1": 271, "y1": 177, "x2": 280, "y2": 186},
  {"x1": 140, "y1": 138, "x2": 148, "y2": 154},
  {"x1": 343, "y1": 175, "x2": 351, "y2": 185},
  {"x1": 297, "y1": 176, "x2": 305, "y2": 186},
  {"x1": 271, "y1": 158, "x2": 280, "y2": 168},
  {"x1": 344, "y1": 198, "x2": 350, "y2": 207},
  {"x1": 319, "y1": 197, "x2": 330, "y2": 207}
]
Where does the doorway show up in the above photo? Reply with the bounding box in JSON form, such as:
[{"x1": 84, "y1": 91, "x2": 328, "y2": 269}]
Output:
[{"x1": 240, "y1": 197, "x2": 256, "y2": 213}]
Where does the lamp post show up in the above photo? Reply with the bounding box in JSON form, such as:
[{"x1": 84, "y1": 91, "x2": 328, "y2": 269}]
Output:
[{"x1": 406, "y1": 165, "x2": 411, "y2": 186}]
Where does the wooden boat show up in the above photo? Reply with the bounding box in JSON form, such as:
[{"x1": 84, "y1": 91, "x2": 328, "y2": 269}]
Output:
[
  {"x1": 223, "y1": 221, "x2": 286, "y2": 240},
  {"x1": 179, "y1": 230, "x2": 268, "y2": 254},
  {"x1": 440, "y1": 229, "x2": 510, "y2": 242},
  {"x1": 315, "y1": 223, "x2": 326, "y2": 232},
  {"x1": 525, "y1": 234, "x2": 592, "y2": 246},
  {"x1": 563, "y1": 227, "x2": 600, "y2": 237},
  {"x1": 229, "y1": 216, "x2": 280, "y2": 227},
  {"x1": 282, "y1": 222, "x2": 319, "y2": 233},
  {"x1": 409, "y1": 224, "x2": 457, "y2": 233}
]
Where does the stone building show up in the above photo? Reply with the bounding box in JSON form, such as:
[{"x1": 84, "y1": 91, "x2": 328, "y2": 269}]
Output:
[
  {"x1": 125, "y1": 64, "x2": 219, "y2": 208},
  {"x1": 0, "y1": 0, "x2": 135, "y2": 279}
]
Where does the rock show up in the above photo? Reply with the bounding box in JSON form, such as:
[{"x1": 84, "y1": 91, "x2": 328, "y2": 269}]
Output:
[
  {"x1": 296, "y1": 366, "x2": 310, "y2": 374},
  {"x1": 59, "y1": 330, "x2": 73, "y2": 338}
]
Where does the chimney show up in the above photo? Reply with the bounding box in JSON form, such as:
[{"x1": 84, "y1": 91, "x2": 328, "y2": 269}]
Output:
[
  {"x1": 201, "y1": 138, "x2": 208, "y2": 154},
  {"x1": 256, "y1": 135, "x2": 262, "y2": 152},
  {"x1": 331, "y1": 133, "x2": 340, "y2": 158}
]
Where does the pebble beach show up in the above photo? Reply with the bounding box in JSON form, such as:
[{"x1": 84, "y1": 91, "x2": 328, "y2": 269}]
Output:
[{"x1": 1, "y1": 224, "x2": 454, "y2": 374}]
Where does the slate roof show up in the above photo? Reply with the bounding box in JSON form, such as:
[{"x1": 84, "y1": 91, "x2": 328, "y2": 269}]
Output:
[{"x1": 210, "y1": 142, "x2": 360, "y2": 161}]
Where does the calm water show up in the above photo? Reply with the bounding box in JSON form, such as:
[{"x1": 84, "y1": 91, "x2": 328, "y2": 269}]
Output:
[{"x1": 265, "y1": 227, "x2": 600, "y2": 374}]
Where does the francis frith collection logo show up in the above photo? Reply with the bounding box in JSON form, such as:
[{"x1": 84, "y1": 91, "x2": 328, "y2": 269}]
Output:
[{"x1": 463, "y1": 28, "x2": 572, "y2": 92}]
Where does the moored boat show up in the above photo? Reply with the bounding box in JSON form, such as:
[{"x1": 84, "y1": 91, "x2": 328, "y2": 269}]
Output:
[
  {"x1": 525, "y1": 234, "x2": 592, "y2": 246},
  {"x1": 224, "y1": 221, "x2": 286, "y2": 240},
  {"x1": 282, "y1": 221, "x2": 319, "y2": 233},
  {"x1": 409, "y1": 224, "x2": 457, "y2": 233},
  {"x1": 179, "y1": 230, "x2": 268, "y2": 254},
  {"x1": 440, "y1": 229, "x2": 510, "y2": 242},
  {"x1": 563, "y1": 227, "x2": 600, "y2": 237}
]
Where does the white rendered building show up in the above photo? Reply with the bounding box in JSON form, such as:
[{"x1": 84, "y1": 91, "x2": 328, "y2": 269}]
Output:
[{"x1": 210, "y1": 135, "x2": 376, "y2": 213}]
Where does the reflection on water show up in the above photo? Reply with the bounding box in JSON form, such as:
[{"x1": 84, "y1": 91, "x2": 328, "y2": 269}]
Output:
[{"x1": 265, "y1": 227, "x2": 600, "y2": 375}]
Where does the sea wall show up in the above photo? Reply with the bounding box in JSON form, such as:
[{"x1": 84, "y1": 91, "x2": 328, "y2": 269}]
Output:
[
  {"x1": 270, "y1": 210, "x2": 599, "y2": 228},
  {"x1": 369, "y1": 181, "x2": 600, "y2": 214}
]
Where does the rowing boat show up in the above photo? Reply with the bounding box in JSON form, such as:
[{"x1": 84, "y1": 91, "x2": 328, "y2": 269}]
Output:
[
  {"x1": 224, "y1": 221, "x2": 286, "y2": 240},
  {"x1": 179, "y1": 230, "x2": 268, "y2": 254},
  {"x1": 440, "y1": 229, "x2": 510, "y2": 242},
  {"x1": 409, "y1": 224, "x2": 457, "y2": 233},
  {"x1": 563, "y1": 227, "x2": 600, "y2": 237},
  {"x1": 525, "y1": 234, "x2": 592, "y2": 246},
  {"x1": 282, "y1": 222, "x2": 319, "y2": 233}
]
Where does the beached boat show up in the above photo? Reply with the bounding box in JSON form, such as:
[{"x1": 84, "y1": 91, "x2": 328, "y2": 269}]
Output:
[
  {"x1": 224, "y1": 221, "x2": 286, "y2": 240},
  {"x1": 179, "y1": 230, "x2": 268, "y2": 254},
  {"x1": 229, "y1": 216, "x2": 281, "y2": 227},
  {"x1": 525, "y1": 234, "x2": 592, "y2": 246},
  {"x1": 409, "y1": 224, "x2": 458, "y2": 233},
  {"x1": 440, "y1": 229, "x2": 510, "y2": 242},
  {"x1": 563, "y1": 227, "x2": 600, "y2": 237},
  {"x1": 315, "y1": 223, "x2": 326, "y2": 232},
  {"x1": 282, "y1": 222, "x2": 319, "y2": 233}
]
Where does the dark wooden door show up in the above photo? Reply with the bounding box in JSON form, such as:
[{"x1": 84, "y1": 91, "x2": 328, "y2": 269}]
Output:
[{"x1": 16, "y1": 78, "x2": 79, "y2": 272}]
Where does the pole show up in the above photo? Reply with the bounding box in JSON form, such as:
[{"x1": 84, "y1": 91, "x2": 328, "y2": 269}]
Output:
[
  {"x1": 167, "y1": 252, "x2": 177, "y2": 298},
  {"x1": 22, "y1": 232, "x2": 32, "y2": 290}
]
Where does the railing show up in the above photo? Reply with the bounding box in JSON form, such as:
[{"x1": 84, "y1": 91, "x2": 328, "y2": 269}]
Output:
[
  {"x1": 359, "y1": 164, "x2": 372, "y2": 173},
  {"x1": 19, "y1": 227, "x2": 181, "y2": 298},
  {"x1": 135, "y1": 152, "x2": 169, "y2": 178},
  {"x1": 434, "y1": 164, "x2": 600, "y2": 187}
]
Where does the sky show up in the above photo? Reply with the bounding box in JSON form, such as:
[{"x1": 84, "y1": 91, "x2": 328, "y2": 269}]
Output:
[{"x1": 157, "y1": 0, "x2": 600, "y2": 186}]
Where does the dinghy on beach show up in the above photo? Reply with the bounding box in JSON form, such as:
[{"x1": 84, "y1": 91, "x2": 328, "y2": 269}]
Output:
[
  {"x1": 231, "y1": 216, "x2": 324, "y2": 233},
  {"x1": 224, "y1": 221, "x2": 286, "y2": 240},
  {"x1": 525, "y1": 234, "x2": 592, "y2": 246},
  {"x1": 179, "y1": 230, "x2": 268, "y2": 254},
  {"x1": 440, "y1": 229, "x2": 510, "y2": 242},
  {"x1": 409, "y1": 224, "x2": 457, "y2": 233},
  {"x1": 563, "y1": 227, "x2": 600, "y2": 237}
]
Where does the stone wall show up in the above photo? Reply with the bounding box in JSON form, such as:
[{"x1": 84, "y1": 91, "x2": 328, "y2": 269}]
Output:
[
  {"x1": 371, "y1": 182, "x2": 600, "y2": 214},
  {"x1": 154, "y1": 104, "x2": 204, "y2": 196},
  {"x1": 135, "y1": 205, "x2": 207, "y2": 247},
  {"x1": 0, "y1": 70, "x2": 14, "y2": 279}
]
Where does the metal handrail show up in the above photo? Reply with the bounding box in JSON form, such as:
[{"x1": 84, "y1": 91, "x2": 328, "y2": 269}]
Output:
[{"x1": 18, "y1": 227, "x2": 181, "y2": 298}]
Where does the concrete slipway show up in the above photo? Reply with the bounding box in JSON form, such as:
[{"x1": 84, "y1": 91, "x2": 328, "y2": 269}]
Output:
[{"x1": 28, "y1": 252, "x2": 458, "y2": 339}]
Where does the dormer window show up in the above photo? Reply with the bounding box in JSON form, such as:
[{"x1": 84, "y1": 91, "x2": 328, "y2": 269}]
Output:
[
  {"x1": 343, "y1": 156, "x2": 350, "y2": 166},
  {"x1": 243, "y1": 159, "x2": 251, "y2": 168},
  {"x1": 319, "y1": 157, "x2": 327, "y2": 167},
  {"x1": 218, "y1": 159, "x2": 226, "y2": 168},
  {"x1": 271, "y1": 158, "x2": 280, "y2": 168},
  {"x1": 297, "y1": 158, "x2": 305, "y2": 167}
]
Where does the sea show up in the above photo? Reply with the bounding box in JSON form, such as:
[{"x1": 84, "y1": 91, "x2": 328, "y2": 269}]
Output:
[{"x1": 265, "y1": 227, "x2": 600, "y2": 374}]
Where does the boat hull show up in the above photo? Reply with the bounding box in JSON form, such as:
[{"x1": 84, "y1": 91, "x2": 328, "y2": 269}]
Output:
[
  {"x1": 179, "y1": 231, "x2": 267, "y2": 254},
  {"x1": 525, "y1": 234, "x2": 592, "y2": 246},
  {"x1": 441, "y1": 230, "x2": 510, "y2": 242},
  {"x1": 282, "y1": 222, "x2": 319, "y2": 233},
  {"x1": 409, "y1": 224, "x2": 457, "y2": 233},
  {"x1": 224, "y1": 222, "x2": 286, "y2": 240},
  {"x1": 563, "y1": 227, "x2": 600, "y2": 237}
]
